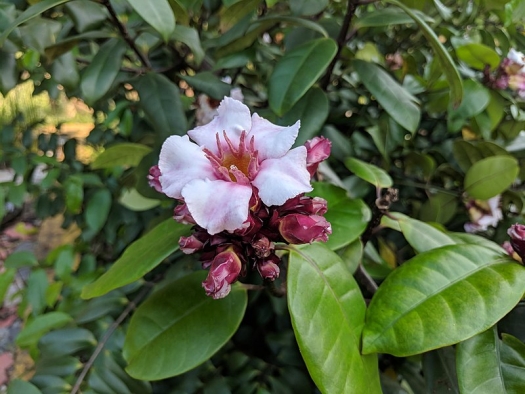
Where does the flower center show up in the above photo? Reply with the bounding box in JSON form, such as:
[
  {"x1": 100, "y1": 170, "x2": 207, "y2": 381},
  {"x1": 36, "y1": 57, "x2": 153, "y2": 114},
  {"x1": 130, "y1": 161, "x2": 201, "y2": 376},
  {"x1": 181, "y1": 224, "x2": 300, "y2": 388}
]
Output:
[{"x1": 222, "y1": 153, "x2": 251, "y2": 179}]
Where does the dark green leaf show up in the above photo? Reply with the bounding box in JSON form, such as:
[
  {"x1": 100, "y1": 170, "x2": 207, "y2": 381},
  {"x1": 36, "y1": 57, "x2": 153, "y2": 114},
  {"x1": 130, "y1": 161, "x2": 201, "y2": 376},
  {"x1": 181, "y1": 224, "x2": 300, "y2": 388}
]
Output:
[
  {"x1": 456, "y1": 43, "x2": 500, "y2": 70},
  {"x1": 356, "y1": 8, "x2": 433, "y2": 28},
  {"x1": 269, "y1": 38, "x2": 337, "y2": 116},
  {"x1": 85, "y1": 189, "x2": 112, "y2": 233},
  {"x1": 7, "y1": 380, "x2": 41, "y2": 394},
  {"x1": 63, "y1": 175, "x2": 83, "y2": 214},
  {"x1": 354, "y1": 59, "x2": 420, "y2": 133},
  {"x1": 128, "y1": 0, "x2": 175, "y2": 42},
  {"x1": 500, "y1": 334, "x2": 525, "y2": 393},
  {"x1": 65, "y1": 0, "x2": 108, "y2": 33},
  {"x1": 172, "y1": 25, "x2": 204, "y2": 65},
  {"x1": 423, "y1": 347, "x2": 459, "y2": 394},
  {"x1": 16, "y1": 312, "x2": 73, "y2": 348},
  {"x1": 290, "y1": 0, "x2": 328, "y2": 16},
  {"x1": 288, "y1": 243, "x2": 381, "y2": 393},
  {"x1": 448, "y1": 80, "x2": 491, "y2": 132},
  {"x1": 363, "y1": 245, "x2": 525, "y2": 356},
  {"x1": 123, "y1": 272, "x2": 247, "y2": 380},
  {"x1": 5, "y1": 250, "x2": 38, "y2": 269},
  {"x1": 91, "y1": 143, "x2": 152, "y2": 169},
  {"x1": 81, "y1": 219, "x2": 190, "y2": 299},
  {"x1": 180, "y1": 72, "x2": 231, "y2": 99},
  {"x1": 464, "y1": 156, "x2": 519, "y2": 200},
  {"x1": 38, "y1": 328, "x2": 96, "y2": 358},
  {"x1": 219, "y1": 0, "x2": 260, "y2": 32}
]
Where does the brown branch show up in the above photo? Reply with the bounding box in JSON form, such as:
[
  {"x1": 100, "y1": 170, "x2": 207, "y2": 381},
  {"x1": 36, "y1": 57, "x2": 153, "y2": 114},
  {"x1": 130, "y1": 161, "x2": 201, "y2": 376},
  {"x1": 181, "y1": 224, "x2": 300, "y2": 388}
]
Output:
[
  {"x1": 320, "y1": 0, "x2": 357, "y2": 90},
  {"x1": 70, "y1": 285, "x2": 153, "y2": 394},
  {"x1": 101, "y1": 0, "x2": 152, "y2": 70}
]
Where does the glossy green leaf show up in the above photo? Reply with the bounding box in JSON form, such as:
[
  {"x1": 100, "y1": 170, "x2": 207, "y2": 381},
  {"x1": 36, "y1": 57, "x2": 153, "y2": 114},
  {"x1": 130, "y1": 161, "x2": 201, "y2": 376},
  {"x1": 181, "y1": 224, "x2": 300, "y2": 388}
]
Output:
[
  {"x1": 423, "y1": 347, "x2": 459, "y2": 394},
  {"x1": 385, "y1": 0, "x2": 463, "y2": 107},
  {"x1": 179, "y1": 71, "x2": 231, "y2": 99},
  {"x1": 455, "y1": 43, "x2": 500, "y2": 70},
  {"x1": 64, "y1": 0, "x2": 108, "y2": 33},
  {"x1": 91, "y1": 143, "x2": 152, "y2": 169},
  {"x1": 500, "y1": 334, "x2": 525, "y2": 393},
  {"x1": 464, "y1": 156, "x2": 519, "y2": 200},
  {"x1": 128, "y1": 0, "x2": 175, "y2": 42},
  {"x1": 310, "y1": 182, "x2": 371, "y2": 250},
  {"x1": 80, "y1": 38, "x2": 127, "y2": 105},
  {"x1": 345, "y1": 157, "x2": 393, "y2": 188},
  {"x1": 456, "y1": 327, "x2": 506, "y2": 394},
  {"x1": 16, "y1": 312, "x2": 73, "y2": 348},
  {"x1": 123, "y1": 271, "x2": 247, "y2": 380},
  {"x1": 381, "y1": 212, "x2": 455, "y2": 253},
  {"x1": 219, "y1": 0, "x2": 260, "y2": 32},
  {"x1": 363, "y1": 245, "x2": 525, "y2": 356},
  {"x1": 81, "y1": 219, "x2": 190, "y2": 299},
  {"x1": 119, "y1": 188, "x2": 160, "y2": 211},
  {"x1": 172, "y1": 25, "x2": 204, "y2": 65},
  {"x1": 354, "y1": 59, "x2": 420, "y2": 133},
  {"x1": 288, "y1": 243, "x2": 381, "y2": 393},
  {"x1": 84, "y1": 189, "x2": 111, "y2": 234},
  {"x1": 290, "y1": 0, "x2": 328, "y2": 16},
  {"x1": 419, "y1": 192, "x2": 457, "y2": 225},
  {"x1": 281, "y1": 87, "x2": 329, "y2": 147},
  {"x1": 50, "y1": 51, "x2": 80, "y2": 90},
  {"x1": 269, "y1": 38, "x2": 337, "y2": 116},
  {"x1": 355, "y1": 8, "x2": 433, "y2": 28},
  {"x1": 5, "y1": 250, "x2": 38, "y2": 269},
  {"x1": 0, "y1": 0, "x2": 70, "y2": 45},
  {"x1": 134, "y1": 73, "x2": 187, "y2": 137},
  {"x1": 7, "y1": 380, "x2": 41, "y2": 394}
]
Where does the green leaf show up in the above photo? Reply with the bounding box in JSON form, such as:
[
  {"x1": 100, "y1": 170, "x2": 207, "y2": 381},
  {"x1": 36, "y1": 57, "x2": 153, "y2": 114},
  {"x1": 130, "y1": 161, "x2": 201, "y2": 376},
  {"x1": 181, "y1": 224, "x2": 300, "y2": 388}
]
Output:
[
  {"x1": 354, "y1": 59, "x2": 420, "y2": 133},
  {"x1": 172, "y1": 25, "x2": 204, "y2": 65},
  {"x1": 447, "y1": 232, "x2": 505, "y2": 253},
  {"x1": 123, "y1": 272, "x2": 247, "y2": 380},
  {"x1": 384, "y1": 0, "x2": 463, "y2": 107},
  {"x1": 381, "y1": 212, "x2": 455, "y2": 253},
  {"x1": 50, "y1": 51, "x2": 80, "y2": 90},
  {"x1": 0, "y1": 268, "x2": 16, "y2": 304},
  {"x1": 119, "y1": 188, "x2": 160, "y2": 211},
  {"x1": 310, "y1": 182, "x2": 371, "y2": 250},
  {"x1": 80, "y1": 38, "x2": 127, "y2": 105},
  {"x1": 7, "y1": 380, "x2": 42, "y2": 394},
  {"x1": 38, "y1": 328, "x2": 96, "y2": 358},
  {"x1": 448, "y1": 80, "x2": 491, "y2": 132},
  {"x1": 0, "y1": 0, "x2": 70, "y2": 46},
  {"x1": 280, "y1": 87, "x2": 329, "y2": 146},
  {"x1": 16, "y1": 312, "x2": 73, "y2": 348},
  {"x1": 290, "y1": 0, "x2": 328, "y2": 16},
  {"x1": 63, "y1": 175, "x2": 84, "y2": 214},
  {"x1": 423, "y1": 347, "x2": 459, "y2": 394},
  {"x1": 85, "y1": 189, "x2": 112, "y2": 233},
  {"x1": 219, "y1": 0, "x2": 260, "y2": 32},
  {"x1": 500, "y1": 334, "x2": 525, "y2": 393},
  {"x1": 362, "y1": 245, "x2": 525, "y2": 356},
  {"x1": 179, "y1": 72, "x2": 231, "y2": 99},
  {"x1": 269, "y1": 38, "x2": 337, "y2": 116},
  {"x1": 455, "y1": 43, "x2": 500, "y2": 70},
  {"x1": 355, "y1": 8, "x2": 433, "y2": 28},
  {"x1": 128, "y1": 0, "x2": 175, "y2": 42},
  {"x1": 133, "y1": 73, "x2": 188, "y2": 138},
  {"x1": 64, "y1": 0, "x2": 108, "y2": 33},
  {"x1": 91, "y1": 143, "x2": 152, "y2": 169},
  {"x1": 464, "y1": 156, "x2": 519, "y2": 200},
  {"x1": 456, "y1": 327, "x2": 506, "y2": 394},
  {"x1": 288, "y1": 243, "x2": 381, "y2": 393},
  {"x1": 0, "y1": 49, "x2": 17, "y2": 94},
  {"x1": 345, "y1": 157, "x2": 393, "y2": 188},
  {"x1": 81, "y1": 219, "x2": 190, "y2": 299},
  {"x1": 5, "y1": 250, "x2": 38, "y2": 269}
]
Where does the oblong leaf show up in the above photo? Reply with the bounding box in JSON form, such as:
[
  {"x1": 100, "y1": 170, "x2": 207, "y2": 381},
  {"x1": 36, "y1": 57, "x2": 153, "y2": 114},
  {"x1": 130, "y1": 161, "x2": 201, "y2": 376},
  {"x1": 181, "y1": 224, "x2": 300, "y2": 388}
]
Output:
[
  {"x1": 269, "y1": 38, "x2": 337, "y2": 116},
  {"x1": 123, "y1": 271, "x2": 247, "y2": 380},
  {"x1": 455, "y1": 43, "x2": 500, "y2": 70},
  {"x1": 501, "y1": 333, "x2": 525, "y2": 393},
  {"x1": 456, "y1": 327, "x2": 506, "y2": 394},
  {"x1": 355, "y1": 8, "x2": 434, "y2": 28},
  {"x1": 81, "y1": 219, "x2": 190, "y2": 299},
  {"x1": 91, "y1": 143, "x2": 152, "y2": 169},
  {"x1": 385, "y1": 0, "x2": 463, "y2": 107},
  {"x1": 345, "y1": 157, "x2": 393, "y2": 188},
  {"x1": 464, "y1": 156, "x2": 519, "y2": 200},
  {"x1": 288, "y1": 243, "x2": 381, "y2": 394},
  {"x1": 128, "y1": 0, "x2": 175, "y2": 42},
  {"x1": 310, "y1": 182, "x2": 371, "y2": 250},
  {"x1": 354, "y1": 59, "x2": 420, "y2": 133},
  {"x1": 16, "y1": 312, "x2": 73, "y2": 348},
  {"x1": 80, "y1": 38, "x2": 127, "y2": 105},
  {"x1": 363, "y1": 245, "x2": 525, "y2": 356},
  {"x1": 85, "y1": 189, "x2": 112, "y2": 233}
]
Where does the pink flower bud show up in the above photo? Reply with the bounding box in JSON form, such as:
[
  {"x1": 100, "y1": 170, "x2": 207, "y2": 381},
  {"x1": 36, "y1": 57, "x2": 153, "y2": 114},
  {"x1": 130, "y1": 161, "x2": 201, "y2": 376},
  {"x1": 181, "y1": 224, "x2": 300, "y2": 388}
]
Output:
[
  {"x1": 147, "y1": 165, "x2": 162, "y2": 193},
  {"x1": 257, "y1": 254, "x2": 280, "y2": 281},
  {"x1": 173, "y1": 203, "x2": 196, "y2": 225},
  {"x1": 179, "y1": 235, "x2": 204, "y2": 254},
  {"x1": 279, "y1": 214, "x2": 332, "y2": 244},
  {"x1": 304, "y1": 137, "x2": 331, "y2": 177},
  {"x1": 252, "y1": 235, "x2": 274, "y2": 259},
  {"x1": 202, "y1": 248, "x2": 243, "y2": 299},
  {"x1": 508, "y1": 224, "x2": 525, "y2": 260}
]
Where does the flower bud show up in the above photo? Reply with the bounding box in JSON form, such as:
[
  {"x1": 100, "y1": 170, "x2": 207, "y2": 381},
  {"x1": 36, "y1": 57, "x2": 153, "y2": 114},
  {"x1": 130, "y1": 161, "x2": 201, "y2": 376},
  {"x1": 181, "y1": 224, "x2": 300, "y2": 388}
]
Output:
[
  {"x1": 257, "y1": 254, "x2": 280, "y2": 281},
  {"x1": 202, "y1": 248, "x2": 243, "y2": 299},
  {"x1": 279, "y1": 195, "x2": 328, "y2": 216},
  {"x1": 147, "y1": 165, "x2": 162, "y2": 193},
  {"x1": 252, "y1": 235, "x2": 274, "y2": 259},
  {"x1": 179, "y1": 235, "x2": 204, "y2": 254},
  {"x1": 173, "y1": 203, "x2": 196, "y2": 225},
  {"x1": 305, "y1": 137, "x2": 331, "y2": 177},
  {"x1": 508, "y1": 224, "x2": 525, "y2": 260},
  {"x1": 279, "y1": 214, "x2": 332, "y2": 244}
]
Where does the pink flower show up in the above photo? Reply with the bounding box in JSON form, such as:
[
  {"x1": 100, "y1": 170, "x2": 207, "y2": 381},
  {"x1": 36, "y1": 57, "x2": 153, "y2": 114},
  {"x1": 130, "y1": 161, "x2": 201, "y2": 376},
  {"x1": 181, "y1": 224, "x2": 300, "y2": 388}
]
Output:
[
  {"x1": 508, "y1": 223, "x2": 525, "y2": 260},
  {"x1": 147, "y1": 165, "x2": 162, "y2": 193},
  {"x1": 202, "y1": 248, "x2": 243, "y2": 299},
  {"x1": 158, "y1": 98, "x2": 312, "y2": 235},
  {"x1": 279, "y1": 214, "x2": 332, "y2": 244},
  {"x1": 464, "y1": 195, "x2": 502, "y2": 233},
  {"x1": 305, "y1": 137, "x2": 332, "y2": 177}
]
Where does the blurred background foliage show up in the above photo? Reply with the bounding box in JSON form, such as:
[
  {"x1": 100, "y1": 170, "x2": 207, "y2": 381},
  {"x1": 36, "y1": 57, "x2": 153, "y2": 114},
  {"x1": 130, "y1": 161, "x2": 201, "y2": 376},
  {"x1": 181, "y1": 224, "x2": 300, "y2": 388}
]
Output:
[{"x1": 1, "y1": 0, "x2": 525, "y2": 393}]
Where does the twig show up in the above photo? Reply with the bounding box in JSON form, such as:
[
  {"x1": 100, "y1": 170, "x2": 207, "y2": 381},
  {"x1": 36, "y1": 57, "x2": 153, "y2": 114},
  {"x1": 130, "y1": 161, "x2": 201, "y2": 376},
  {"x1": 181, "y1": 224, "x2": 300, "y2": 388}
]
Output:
[
  {"x1": 101, "y1": 0, "x2": 152, "y2": 70},
  {"x1": 70, "y1": 285, "x2": 153, "y2": 394},
  {"x1": 320, "y1": 0, "x2": 357, "y2": 89},
  {"x1": 360, "y1": 188, "x2": 399, "y2": 247},
  {"x1": 264, "y1": 279, "x2": 286, "y2": 297}
]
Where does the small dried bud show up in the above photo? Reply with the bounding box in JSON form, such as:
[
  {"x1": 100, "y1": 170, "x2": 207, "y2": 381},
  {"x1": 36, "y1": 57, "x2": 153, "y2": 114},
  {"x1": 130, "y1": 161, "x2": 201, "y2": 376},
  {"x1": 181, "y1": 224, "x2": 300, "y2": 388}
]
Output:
[
  {"x1": 305, "y1": 137, "x2": 331, "y2": 177},
  {"x1": 202, "y1": 248, "x2": 243, "y2": 299},
  {"x1": 508, "y1": 224, "x2": 525, "y2": 260},
  {"x1": 257, "y1": 254, "x2": 280, "y2": 281},
  {"x1": 252, "y1": 235, "x2": 274, "y2": 259},
  {"x1": 179, "y1": 235, "x2": 204, "y2": 254},
  {"x1": 279, "y1": 214, "x2": 332, "y2": 244},
  {"x1": 147, "y1": 165, "x2": 162, "y2": 193}
]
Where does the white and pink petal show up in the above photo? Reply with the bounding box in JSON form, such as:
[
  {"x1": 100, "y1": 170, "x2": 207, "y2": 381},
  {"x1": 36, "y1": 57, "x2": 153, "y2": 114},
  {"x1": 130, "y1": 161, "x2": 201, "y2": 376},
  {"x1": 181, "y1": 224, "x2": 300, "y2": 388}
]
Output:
[
  {"x1": 249, "y1": 114, "x2": 299, "y2": 161},
  {"x1": 181, "y1": 178, "x2": 252, "y2": 235},
  {"x1": 158, "y1": 135, "x2": 216, "y2": 199},
  {"x1": 253, "y1": 146, "x2": 312, "y2": 207}
]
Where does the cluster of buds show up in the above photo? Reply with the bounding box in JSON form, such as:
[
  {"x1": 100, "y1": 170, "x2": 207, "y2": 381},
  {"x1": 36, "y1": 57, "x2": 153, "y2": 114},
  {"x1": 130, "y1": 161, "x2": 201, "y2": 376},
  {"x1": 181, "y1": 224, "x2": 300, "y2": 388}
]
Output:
[
  {"x1": 149, "y1": 98, "x2": 332, "y2": 299},
  {"x1": 484, "y1": 49, "x2": 525, "y2": 98}
]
